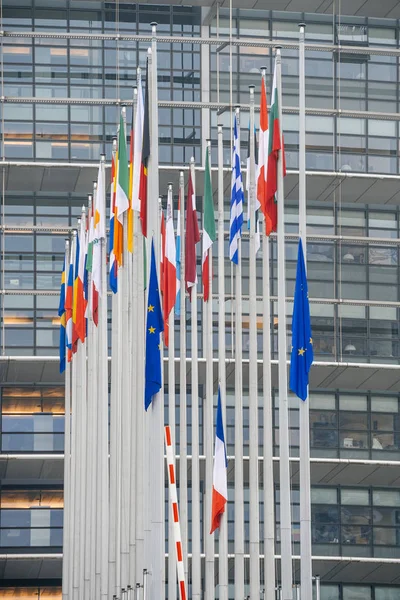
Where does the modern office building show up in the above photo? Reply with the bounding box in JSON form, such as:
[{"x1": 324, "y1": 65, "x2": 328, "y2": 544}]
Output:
[{"x1": 1, "y1": 1, "x2": 400, "y2": 599}]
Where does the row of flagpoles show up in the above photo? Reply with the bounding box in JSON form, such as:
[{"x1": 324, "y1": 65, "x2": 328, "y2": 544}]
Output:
[{"x1": 58, "y1": 25, "x2": 314, "y2": 600}]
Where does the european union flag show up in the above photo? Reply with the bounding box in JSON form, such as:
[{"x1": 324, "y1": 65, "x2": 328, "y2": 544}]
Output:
[
  {"x1": 289, "y1": 239, "x2": 314, "y2": 401},
  {"x1": 144, "y1": 239, "x2": 164, "y2": 411}
]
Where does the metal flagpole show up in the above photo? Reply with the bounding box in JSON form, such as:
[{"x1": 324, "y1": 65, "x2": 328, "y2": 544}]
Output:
[
  {"x1": 149, "y1": 23, "x2": 165, "y2": 600},
  {"x1": 98, "y1": 154, "x2": 109, "y2": 600},
  {"x1": 109, "y1": 138, "x2": 119, "y2": 599},
  {"x1": 217, "y1": 125, "x2": 228, "y2": 600},
  {"x1": 69, "y1": 230, "x2": 78, "y2": 600},
  {"x1": 121, "y1": 105, "x2": 132, "y2": 591},
  {"x1": 234, "y1": 107, "x2": 245, "y2": 600},
  {"x1": 62, "y1": 239, "x2": 71, "y2": 600},
  {"x1": 84, "y1": 194, "x2": 95, "y2": 600},
  {"x1": 167, "y1": 182, "x2": 178, "y2": 600},
  {"x1": 203, "y1": 146, "x2": 214, "y2": 600},
  {"x1": 260, "y1": 67, "x2": 275, "y2": 600},
  {"x1": 189, "y1": 157, "x2": 199, "y2": 590},
  {"x1": 299, "y1": 23, "x2": 313, "y2": 600},
  {"x1": 129, "y1": 85, "x2": 138, "y2": 591},
  {"x1": 178, "y1": 169, "x2": 189, "y2": 588},
  {"x1": 248, "y1": 85, "x2": 261, "y2": 599},
  {"x1": 78, "y1": 208, "x2": 88, "y2": 600},
  {"x1": 275, "y1": 47, "x2": 293, "y2": 600}
]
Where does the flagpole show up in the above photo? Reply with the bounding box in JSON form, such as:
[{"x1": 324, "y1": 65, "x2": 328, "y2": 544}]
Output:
[
  {"x1": 248, "y1": 85, "x2": 261, "y2": 598},
  {"x1": 189, "y1": 165, "x2": 200, "y2": 600},
  {"x1": 84, "y1": 195, "x2": 95, "y2": 600},
  {"x1": 275, "y1": 47, "x2": 293, "y2": 600},
  {"x1": 121, "y1": 104, "x2": 132, "y2": 591},
  {"x1": 129, "y1": 85, "x2": 138, "y2": 591},
  {"x1": 78, "y1": 208, "x2": 88, "y2": 600},
  {"x1": 234, "y1": 107, "x2": 245, "y2": 600},
  {"x1": 203, "y1": 145, "x2": 214, "y2": 600},
  {"x1": 167, "y1": 183, "x2": 178, "y2": 600},
  {"x1": 69, "y1": 230, "x2": 78, "y2": 600},
  {"x1": 189, "y1": 157, "x2": 199, "y2": 591},
  {"x1": 109, "y1": 139, "x2": 119, "y2": 600},
  {"x1": 217, "y1": 125, "x2": 228, "y2": 600},
  {"x1": 149, "y1": 23, "x2": 165, "y2": 600},
  {"x1": 178, "y1": 168, "x2": 189, "y2": 588},
  {"x1": 299, "y1": 23, "x2": 313, "y2": 600},
  {"x1": 62, "y1": 239, "x2": 71, "y2": 600},
  {"x1": 259, "y1": 65, "x2": 275, "y2": 600},
  {"x1": 98, "y1": 154, "x2": 109, "y2": 600}
]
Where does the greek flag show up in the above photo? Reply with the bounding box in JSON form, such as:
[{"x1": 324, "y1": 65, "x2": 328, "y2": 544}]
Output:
[{"x1": 229, "y1": 115, "x2": 244, "y2": 264}]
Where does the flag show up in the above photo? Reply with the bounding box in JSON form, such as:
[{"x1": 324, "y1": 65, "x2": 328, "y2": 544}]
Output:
[
  {"x1": 229, "y1": 115, "x2": 244, "y2": 264},
  {"x1": 257, "y1": 75, "x2": 269, "y2": 224},
  {"x1": 128, "y1": 103, "x2": 134, "y2": 253},
  {"x1": 73, "y1": 216, "x2": 86, "y2": 345},
  {"x1": 202, "y1": 146, "x2": 216, "y2": 302},
  {"x1": 65, "y1": 242, "x2": 74, "y2": 361},
  {"x1": 86, "y1": 198, "x2": 94, "y2": 274},
  {"x1": 160, "y1": 211, "x2": 165, "y2": 297},
  {"x1": 92, "y1": 162, "x2": 106, "y2": 324},
  {"x1": 185, "y1": 171, "x2": 200, "y2": 298},
  {"x1": 139, "y1": 58, "x2": 150, "y2": 237},
  {"x1": 163, "y1": 186, "x2": 177, "y2": 347},
  {"x1": 175, "y1": 189, "x2": 181, "y2": 316},
  {"x1": 210, "y1": 386, "x2": 228, "y2": 534},
  {"x1": 265, "y1": 58, "x2": 286, "y2": 236},
  {"x1": 72, "y1": 230, "x2": 80, "y2": 352},
  {"x1": 289, "y1": 240, "x2": 314, "y2": 401},
  {"x1": 109, "y1": 149, "x2": 118, "y2": 294},
  {"x1": 144, "y1": 239, "x2": 164, "y2": 410},
  {"x1": 246, "y1": 122, "x2": 260, "y2": 254},
  {"x1": 132, "y1": 74, "x2": 144, "y2": 213},
  {"x1": 58, "y1": 257, "x2": 66, "y2": 374},
  {"x1": 115, "y1": 113, "x2": 129, "y2": 264}
]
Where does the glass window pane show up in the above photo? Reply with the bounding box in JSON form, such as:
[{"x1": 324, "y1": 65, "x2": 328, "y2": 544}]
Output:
[
  {"x1": 373, "y1": 490, "x2": 400, "y2": 507},
  {"x1": 339, "y1": 395, "x2": 368, "y2": 412},
  {"x1": 311, "y1": 488, "x2": 337, "y2": 504},
  {"x1": 341, "y1": 489, "x2": 369, "y2": 506},
  {"x1": 343, "y1": 587, "x2": 372, "y2": 600}
]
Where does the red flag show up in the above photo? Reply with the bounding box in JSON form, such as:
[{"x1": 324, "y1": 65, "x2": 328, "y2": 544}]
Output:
[
  {"x1": 160, "y1": 211, "x2": 166, "y2": 297},
  {"x1": 185, "y1": 172, "x2": 200, "y2": 299}
]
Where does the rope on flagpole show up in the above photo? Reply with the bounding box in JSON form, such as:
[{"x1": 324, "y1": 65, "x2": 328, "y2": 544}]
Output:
[{"x1": 164, "y1": 426, "x2": 187, "y2": 600}]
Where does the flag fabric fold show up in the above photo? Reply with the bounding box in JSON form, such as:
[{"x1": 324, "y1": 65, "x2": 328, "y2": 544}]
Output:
[
  {"x1": 202, "y1": 146, "x2": 216, "y2": 302},
  {"x1": 175, "y1": 190, "x2": 181, "y2": 316},
  {"x1": 132, "y1": 74, "x2": 144, "y2": 213},
  {"x1": 139, "y1": 58, "x2": 150, "y2": 237},
  {"x1": 265, "y1": 59, "x2": 286, "y2": 236},
  {"x1": 163, "y1": 187, "x2": 177, "y2": 347},
  {"x1": 92, "y1": 162, "x2": 106, "y2": 324},
  {"x1": 65, "y1": 243, "x2": 74, "y2": 361},
  {"x1": 289, "y1": 239, "x2": 314, "y2": 401},
  {"x1": 229, "y1": 115, "x2": 244, "y2": 264},
  {"x1": 144, "y1": 239, "x2": 164, "y2": 410},
  {"x1": 210, "y1": 386, "x2": 228, "y2": 534},
  {"x1": 246, "y1": 122, "x2": 260, "y2": 254},
  {"x1": 185, "y1": 171, "x2": 200, "y2": 297},
  {"x1": 109, "y1": 149, "x2": 118, "y2": 294},
  {"x1": 58, "y1": 256, "x2": 66, "y2": 374}
]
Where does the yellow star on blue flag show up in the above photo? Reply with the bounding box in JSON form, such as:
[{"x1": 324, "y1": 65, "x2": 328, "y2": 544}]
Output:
[
  {"x1": 144, "y1": 238, "x2": 164, "y2": 410},
  {"x1": 289, "y1": 240, "x2": 314, "y2": 401}
]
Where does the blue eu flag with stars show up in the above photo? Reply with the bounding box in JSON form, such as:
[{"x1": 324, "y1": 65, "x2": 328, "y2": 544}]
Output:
[
  {"x1": 290, "y1": 239, "x2": 314, "y2": 401},
  {"x1": 144, "y1": 239, "x2": 164, "y2": 411}
]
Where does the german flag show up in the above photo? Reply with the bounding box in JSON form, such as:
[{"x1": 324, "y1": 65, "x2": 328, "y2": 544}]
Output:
[{"x1": 139, "y1": 57, "x2": 150, "y2": 238}]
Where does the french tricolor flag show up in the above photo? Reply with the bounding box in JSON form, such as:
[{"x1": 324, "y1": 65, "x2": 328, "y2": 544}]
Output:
[{"x1": 210, "y1": 386, "x2": 228, "y2": 534}]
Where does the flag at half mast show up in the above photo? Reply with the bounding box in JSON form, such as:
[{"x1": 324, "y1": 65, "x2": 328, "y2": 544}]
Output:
[
  {"x1": 202, "y1": 145, "x2": 216, "y2": 302},
  {"x1": 290, "y1": 239, "x2": 314, "y2": 401}
]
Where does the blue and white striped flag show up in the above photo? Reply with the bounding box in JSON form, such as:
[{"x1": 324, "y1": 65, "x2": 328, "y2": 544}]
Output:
[{"x1": 229, "y1": 115, "x2": 244, "y2": 264}]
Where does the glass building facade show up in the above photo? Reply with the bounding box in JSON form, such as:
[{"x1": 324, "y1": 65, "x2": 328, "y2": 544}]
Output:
[{"x1": 1, "y1": 1, "x2": 400, "y2": 599}]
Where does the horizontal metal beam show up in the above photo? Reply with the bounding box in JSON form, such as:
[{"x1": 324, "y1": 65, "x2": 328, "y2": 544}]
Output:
[
  {"x1": 3, "y1": 29, "x2": 400, "y2": 58},
  {"x1": 3, "y1": 96, "x2": 400, "y2": 121}
]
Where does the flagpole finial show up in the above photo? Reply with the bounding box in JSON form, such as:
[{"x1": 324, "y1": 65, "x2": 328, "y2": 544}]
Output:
[
  {"x1": 274, "y1": 45, "x2": 282, "y2": 59},
  {"x1": 137, "y1": 66, "x2": 142, "y2": 78},
  {"x1": 150, "y1": 21, "x2": 157, "y2": 34},
  {"x1": 217, "y1": 123, "x2": 223, "y2": 131},
  {"x1": 235, "y1": 105, "x2": 240, "y2": 117},
  {"x1": 87, "y1": 194, "x2": 92, "y2": 210},
  {"x1": 260, "y1": 65, "x2": 267, "y2": 73},
  {"x1": 168, "y1": 182, "x2": 173, "y2": 192},
  {"x1": 100, "y1": 153, "x2": 106, "y2": 162},
  {"x1": 147, "y1": 47, "x2": 152, "y2": 57},
  {"x1": 190, "y1": 156, "x2": 195, "y2": 166},
  {"x1": 299, "y1": 22, "x2": 306, "y2": 29}
]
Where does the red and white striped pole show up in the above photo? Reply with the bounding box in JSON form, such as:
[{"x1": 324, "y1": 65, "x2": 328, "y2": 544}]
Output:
[{"x1": 164, "y1": 425, "x2": 187, "y2": 600}]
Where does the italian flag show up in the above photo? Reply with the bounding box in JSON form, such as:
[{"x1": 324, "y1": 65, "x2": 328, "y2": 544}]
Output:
[
  {"x1": 202, "y1": 146, "x2": 216, "y2": 302},
  {"x1": 265, "y1": 58, "x2": 286, "y2": 236},
  {"x1": 163, "y1": 187, "x2": 177, "y2": 347}
]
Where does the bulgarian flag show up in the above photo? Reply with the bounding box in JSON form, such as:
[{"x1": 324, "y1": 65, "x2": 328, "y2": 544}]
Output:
[
  {"x1": 202, "y1": 146, "x2": 216, "y2": 302},
  {"x1": 163, "y1": 186, "x2": 177, "y2": 347},
  {"x1": 265, "y1": 58, "x2": 286, "y2": 236}
]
